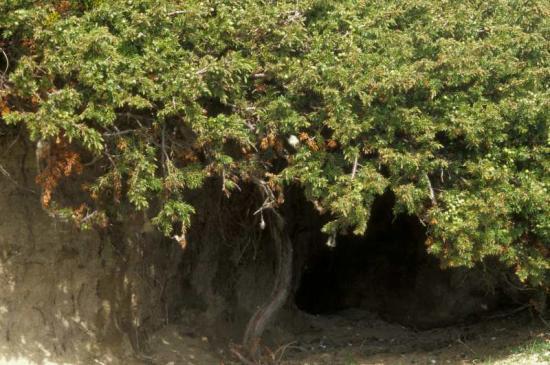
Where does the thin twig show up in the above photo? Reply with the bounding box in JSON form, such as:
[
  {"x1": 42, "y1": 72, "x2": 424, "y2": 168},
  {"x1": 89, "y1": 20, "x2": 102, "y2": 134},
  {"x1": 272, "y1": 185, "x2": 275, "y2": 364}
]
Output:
[
  {"x1": 0, "y1": 47, "x2": 9, "y2": 76},
  {"x1": 457, "y1": 337, "x2": 477, "y2": 356},
  {"x1": 161, "y1": 124, "x2": 169, "y2": 176},
  {"x1": 82, "y1": 155, "x2": 101, "y2": 166},
  {"x1": 252, "y1": 178, "x2": 276, "y2": 215},
  {"x1": 0, "y1": 163, "x2": 37, "y2": 194},
  {"x1": 167, "y1": 10, "x2": 186, "y2": 16},
  {"x1": 196, "y1": 66, "x2": 209, "y2": 75},
  {"x1": 230, "y1": 347, "x2": 256, "y2": 365},
  {"x1": 425, "y1": 173, "x2": 437, "y2": 206},
  {"x1": 501, "y1": 273, "x2": 536, "y2": 292},
  {"x1": 351, "y1": 154, "x2": 359, "y2": 179},
  {"x1": 115, "y1": 112, "x2": 154, "y2": 122},
  {"x1": 80, "y1": 210, "x2": 98, "y2": 223},
  {"x1": 103, "y1": 129, "x2": 141, "y2": 137},
  {"x1": 0, "y1": 133, "x2": 21, "y2": 158},
  {"x1": 486, "y1": 304, "x2": 530, "y2": 320},
  {"x1": 103, "y1": 149, "x2": 118, "y2": 169},
  {"x1": 538, "y1": 313, "x2": 550, "y2": 329},
  {"x1": 253, "y1": 197, "x2": 273, "y2": 216},
  {"x1": 274, "y1": 341, "x2": 297, "y2": 363}
]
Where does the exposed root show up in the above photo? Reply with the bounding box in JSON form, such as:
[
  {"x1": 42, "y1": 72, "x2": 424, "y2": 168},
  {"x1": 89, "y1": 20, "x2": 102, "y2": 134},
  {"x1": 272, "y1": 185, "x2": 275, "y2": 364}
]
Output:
[
  {"x1": 230, "y1": 345, "x2": 257, "y2": 365},
  {"x1": 241, "y1": 209, "x2": 293, "y2": 362}
]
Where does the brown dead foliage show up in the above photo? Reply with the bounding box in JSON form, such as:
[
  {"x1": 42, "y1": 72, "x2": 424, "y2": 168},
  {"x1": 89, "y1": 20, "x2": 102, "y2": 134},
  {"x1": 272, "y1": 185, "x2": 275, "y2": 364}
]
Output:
[{"x1": 35, "y1": 136, "x2": 83, "y2": 208}]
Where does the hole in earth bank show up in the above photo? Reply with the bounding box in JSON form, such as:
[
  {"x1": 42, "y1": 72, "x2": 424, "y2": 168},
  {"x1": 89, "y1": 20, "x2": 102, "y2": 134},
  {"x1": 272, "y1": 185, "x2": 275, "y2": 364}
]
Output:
[{"x1": 293, "y1": 191, "x2": 509, "y2": 329}]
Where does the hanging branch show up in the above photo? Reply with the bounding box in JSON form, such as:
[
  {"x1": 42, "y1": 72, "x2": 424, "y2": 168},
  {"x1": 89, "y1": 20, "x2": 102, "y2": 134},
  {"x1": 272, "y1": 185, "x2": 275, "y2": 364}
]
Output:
[
  {"x1": 239, "y1": 178, "x2": 293, "y2": 363},
  {"x1": 425, "y1": 173, "x2": 437, "y2": 206}
]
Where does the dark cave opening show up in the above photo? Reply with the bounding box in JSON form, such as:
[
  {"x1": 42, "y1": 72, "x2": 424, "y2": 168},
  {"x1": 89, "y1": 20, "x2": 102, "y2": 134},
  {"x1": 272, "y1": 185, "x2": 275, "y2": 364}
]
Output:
[
  {"x1": 294, "y1": 192, "x2": 426, "y2": 315},
  {"x1": 292, "y1": 192, "x2": 511, "y2": 329}
]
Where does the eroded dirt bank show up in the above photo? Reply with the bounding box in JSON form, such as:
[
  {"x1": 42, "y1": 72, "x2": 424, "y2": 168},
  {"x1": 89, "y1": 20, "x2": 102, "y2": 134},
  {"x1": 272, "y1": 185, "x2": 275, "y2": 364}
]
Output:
[
  {"x1": 0, "y1": 136, "x2": 283, "y2": 364},
  {"x1": 0, "y1": 137, "x2": 186, "y2": 364},
  {"x1": 0, "y1": 135, "x2": 544, "y2": 365}
]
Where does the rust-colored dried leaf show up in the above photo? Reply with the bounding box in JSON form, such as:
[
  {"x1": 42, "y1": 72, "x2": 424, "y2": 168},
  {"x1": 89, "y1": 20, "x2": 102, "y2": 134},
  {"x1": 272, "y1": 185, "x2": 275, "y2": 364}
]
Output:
[
  {"x1": 326, "y1": 139, "x2": 338, "y2": 150},
  {"x1": 260, "y1": 137, "x2": 270, "y2": 150}
]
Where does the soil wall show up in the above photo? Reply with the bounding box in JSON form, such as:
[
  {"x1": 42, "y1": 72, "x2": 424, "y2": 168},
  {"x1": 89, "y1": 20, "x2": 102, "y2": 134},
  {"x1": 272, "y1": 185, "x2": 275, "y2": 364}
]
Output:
[
  {"x1": 0, "y1": 136, "x2": 184, "y2": 364},
  {"x1": 0, "y1": 135, "x2": 280, "y2": 364},
  {"x1": 0, "y1": 134, "x2": 521, "y2": 364}
]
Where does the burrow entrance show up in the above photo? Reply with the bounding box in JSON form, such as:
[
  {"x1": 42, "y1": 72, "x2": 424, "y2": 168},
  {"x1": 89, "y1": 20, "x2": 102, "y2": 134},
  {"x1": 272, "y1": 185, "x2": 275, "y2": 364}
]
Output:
[{"x1": 291, "y1": 192, "x2": 510, "y2": 329}]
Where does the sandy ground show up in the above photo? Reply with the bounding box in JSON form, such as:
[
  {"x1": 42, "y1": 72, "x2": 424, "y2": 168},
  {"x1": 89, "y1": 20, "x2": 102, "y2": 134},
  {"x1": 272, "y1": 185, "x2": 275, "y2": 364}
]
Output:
[
  {"x1": 0, "y1": 310, "x2": 547, "y2": 365},
  {"x1": 123, "y1": 309, "x2": 548, "y2": 365}
]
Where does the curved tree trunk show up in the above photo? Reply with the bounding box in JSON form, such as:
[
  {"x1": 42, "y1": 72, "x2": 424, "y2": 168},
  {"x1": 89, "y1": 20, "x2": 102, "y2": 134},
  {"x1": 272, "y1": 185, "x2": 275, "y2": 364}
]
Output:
[{"x1": 242, "y1": 210, "x2": 293, "y2": 361}]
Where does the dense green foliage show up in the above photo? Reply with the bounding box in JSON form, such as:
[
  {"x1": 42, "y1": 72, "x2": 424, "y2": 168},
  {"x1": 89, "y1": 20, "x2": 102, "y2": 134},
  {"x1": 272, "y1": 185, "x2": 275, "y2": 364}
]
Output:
[{"x1": 0, "y1": 0, "x2": 548, "y2": 286}]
